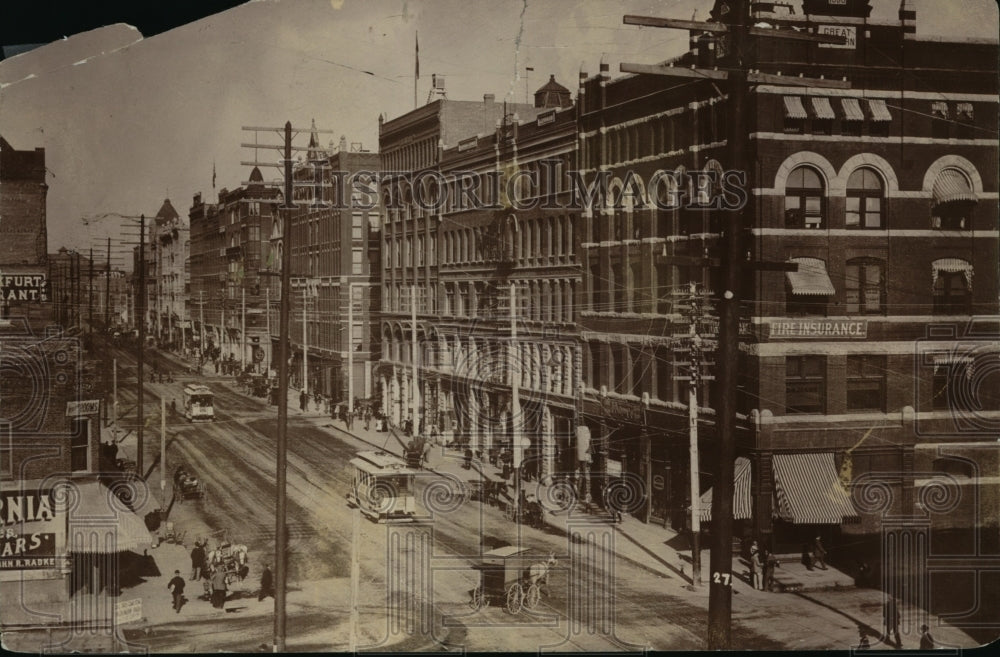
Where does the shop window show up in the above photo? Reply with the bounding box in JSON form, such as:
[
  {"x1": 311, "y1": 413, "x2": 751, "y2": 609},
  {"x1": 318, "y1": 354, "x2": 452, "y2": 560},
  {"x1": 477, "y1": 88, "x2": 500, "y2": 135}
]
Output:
[
  {"x1": 784, "y1": 166, "x2": 825, "y2": 229},
  {"x1": 786, "y1": 356, "x2": 826, "y2": 415},
  {"x1": 845, "y1": 258, "x2": 884, "y2": 314},
  {"x1": 847, "y1": 355, "x2": 886, "y2": 412},
  {"x1": 846, "y1": 168, "x2": 884, "y2": 229},
  {"x1": 933, "y1": 271, "x2": 971, "y2": 314}
]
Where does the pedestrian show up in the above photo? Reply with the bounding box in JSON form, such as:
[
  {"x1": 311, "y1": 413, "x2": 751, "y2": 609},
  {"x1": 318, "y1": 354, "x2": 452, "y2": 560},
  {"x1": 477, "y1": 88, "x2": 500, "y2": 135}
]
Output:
[
  {"x1": 211, "y1": 567, "x2": 228, "y2": 609},
  {"x1": 258, "y1": 563, "x2": 274, "y2": 602},
  {"x1": 812, "y1": 536, "x2": 828, "y2": 570},
  {"x1": 857, "y1": 627, "x2": 871, "y2": 650},
  {"x1": 884, "y1": 597, "x2": 902, "y2": 649},
  {"x1": 168, "y1": 569, "x2": 186, "y2": 613},
  {"x1": 763, "y1": 548, "x2": 779, "y2": 592},
  {"x1": 919, "y1": 624, "x2": 935, "y2": 650},
  {"x1": 299, "y1": 389, "x2": 308, "y2": 412},
  {"x1": 749, "y1": 540, "x2": 763, "y2": 590},
  {"x1": 802, "y1": 542, "x2": 815, "y2": 570},
  {"x1": 190, "y1": 542, "x2": 205, "y2": 581}
]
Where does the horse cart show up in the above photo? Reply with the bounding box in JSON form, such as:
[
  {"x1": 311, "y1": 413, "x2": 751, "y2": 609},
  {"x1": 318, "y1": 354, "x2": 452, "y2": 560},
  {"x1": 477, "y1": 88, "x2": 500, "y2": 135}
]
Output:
[
  {"x1": 173, "y1": 465, "x2": 206, "y2": 501},
  {"x1": 208, "y1": 542, "x2": 250, "y2": 586},
  {"x1": 469, "y1": 546, "x2": 556, "y2": 614}
]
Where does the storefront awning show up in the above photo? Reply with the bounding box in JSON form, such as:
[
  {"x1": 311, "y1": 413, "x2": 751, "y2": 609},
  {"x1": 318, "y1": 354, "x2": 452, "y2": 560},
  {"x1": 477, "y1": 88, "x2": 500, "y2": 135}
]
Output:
[
  {"x1": 783, "y1": 96, "x2": 808, "y2": 119},
  {"x1": 699, "y1": 457, "x2": 752, "y2": 523},
  {"x1": 773, "y1": 453, "x2": 856, "y2": 525},
  {"x1": 841, "y1": 98, "x2": 864, "y2": 121},
  {"x1": 66, "y1": 481, "x2": 153, "y2": 553},
  {"x1": 932, "y1": 170, "x2": 978, "y2": 206},
  {"x1": 811, "y1": 97, "x2": 835, "y2": 120},
  {"x1": 867, "y1": 98, "x2": 892, "y2": 122},
  {"x1": 786, "y1": 258, "x2": 835, "y2": 296}
]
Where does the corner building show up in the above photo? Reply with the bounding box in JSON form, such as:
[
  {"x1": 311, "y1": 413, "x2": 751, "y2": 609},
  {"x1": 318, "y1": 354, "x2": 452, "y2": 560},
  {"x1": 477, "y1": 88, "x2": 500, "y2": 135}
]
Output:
[{"x1": 579, "y1": 0, "x2": 999, "y2": 547}]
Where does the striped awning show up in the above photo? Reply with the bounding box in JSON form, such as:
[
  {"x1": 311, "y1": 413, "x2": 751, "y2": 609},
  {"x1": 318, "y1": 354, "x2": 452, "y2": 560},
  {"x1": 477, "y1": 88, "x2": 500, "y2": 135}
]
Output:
[
  {"x1": 931, "y1": 258, "x2": 973, "y2": 286},
  {"x1": 841, "y1": 98, "x2": 864, "y2": 121},
  {"x1": 783, "y1": 96, "x2": 808, "y2": 119},
  {"x1": 66, "y1": 481, "x2": 154, "y2": 553},
  {"x1": 932, "y1": 169, "x2": 978, "y2": 206},
  {"x1": 786, "y1": 257, "x2": 835, "y2": 296},
  {"x1": 773, "y1": 453, "x2": 857, "y2": 525},
  {"x1": 867, "y1": 99, "x2": 892, "y2": 122},
  {"x1": 811, "y1": 97, "x2": 835, "y2": 120},
  {"x1": 699, "y1": 457, "x2": 752, "y2": 523}
]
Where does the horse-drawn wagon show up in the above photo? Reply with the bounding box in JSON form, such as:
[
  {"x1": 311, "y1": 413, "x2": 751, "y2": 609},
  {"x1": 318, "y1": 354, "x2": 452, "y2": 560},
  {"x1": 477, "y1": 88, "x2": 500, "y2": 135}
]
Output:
[
  {"x1": 173, "y1": 465, "x2": 206, "y2": 501},
  {"x1": 469, "y1": 546, "x2": 555, "y2": 614}
]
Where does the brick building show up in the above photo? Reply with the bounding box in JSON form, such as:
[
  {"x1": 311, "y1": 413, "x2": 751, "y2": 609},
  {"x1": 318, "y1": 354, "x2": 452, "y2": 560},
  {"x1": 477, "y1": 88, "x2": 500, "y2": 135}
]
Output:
[
  {"x1": 1, "y1": 135, "x2": 49, "y2": 320},
  {"x1": 149, "y1": 199, "x2": 189, "y2": 347},
  {"x1": 576, "y1": 0, "x2": 999, "y2": 549}
]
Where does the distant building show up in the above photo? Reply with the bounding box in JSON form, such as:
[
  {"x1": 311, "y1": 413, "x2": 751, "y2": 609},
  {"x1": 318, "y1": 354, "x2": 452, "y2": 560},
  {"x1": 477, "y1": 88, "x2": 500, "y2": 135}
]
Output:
[{"x1": 1, "y1": 135, "x2": 49, "y2": 320}]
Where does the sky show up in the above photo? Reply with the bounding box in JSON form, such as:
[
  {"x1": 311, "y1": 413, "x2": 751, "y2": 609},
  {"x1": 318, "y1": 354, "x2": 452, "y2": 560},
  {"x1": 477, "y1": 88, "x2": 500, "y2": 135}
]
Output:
[{"x1": 0, "y1": 0, "x2": 997, "y2": 266}]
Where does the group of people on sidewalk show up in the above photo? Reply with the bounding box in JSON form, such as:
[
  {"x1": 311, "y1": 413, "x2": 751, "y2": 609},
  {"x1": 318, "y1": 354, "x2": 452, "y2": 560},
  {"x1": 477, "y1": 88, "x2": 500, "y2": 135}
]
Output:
[
  {"x1": 166, "y1": 539, "x2": 274, "y2": 615},
  {"x1": 747, "y1": 540, "x2": 780, "y2": 592}
]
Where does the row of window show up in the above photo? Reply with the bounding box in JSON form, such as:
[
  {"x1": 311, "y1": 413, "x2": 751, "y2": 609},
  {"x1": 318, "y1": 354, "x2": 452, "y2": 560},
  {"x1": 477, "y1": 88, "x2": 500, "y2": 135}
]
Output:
[{"x1": 383, "y1": 279, "x2": 578, "y2": 323}]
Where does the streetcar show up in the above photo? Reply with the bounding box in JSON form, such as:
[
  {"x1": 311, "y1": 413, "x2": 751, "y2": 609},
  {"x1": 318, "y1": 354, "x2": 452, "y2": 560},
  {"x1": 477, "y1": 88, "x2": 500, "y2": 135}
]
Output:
[
  {"x1": 183, "y1": 384, "x2": 215, "y2": 422},
  {"x1": 346, "y1": 450, "x2": 417, "y2": 522}
]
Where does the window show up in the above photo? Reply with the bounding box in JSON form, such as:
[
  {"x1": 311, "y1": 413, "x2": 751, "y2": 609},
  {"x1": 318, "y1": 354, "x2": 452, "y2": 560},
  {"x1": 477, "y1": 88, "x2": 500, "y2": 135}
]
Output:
[
  {"x1": 932, "y1": 169, "x2": 976, "y2": 230},
  {"x1": 786, "y1": 356, "x2": 825, "y2": 414},
  {"x1": 589, "y1": 342, "x2": 606, "y2": 391},
  {"x1": 352, "y1": 213, "x2": 364, "y2": 240},
  {"x1": 847, "y1": 355, "x2": 886, "y2": 411},
  {"x1": 845, "y1": 258, "x2": 884, "y2": 314},
  {"x1": 654, "y1": 345, "x2": 673, "y2": 402},
  {"x1": 783, "y1": 96, "x2": 807, "y2": 134},
  {"x1": 933, "y1": 271, "x2": 971, "y2": 314},
  {"x1": 70, "y1": 418, "x2": 89, "y2": 471},
  {"x1": 611, "y1": 343, "x2": 628, "y2": 394},
  {"x1": 931, "y1": 102, "x2": 950, "y2": 140},
  {"x1": 352, "y1": 248, "x2": 363, "y2": 274},
  {"x1": 846, "y1": 168, "x2": 884, "y2": 228},
  {"x1": 956, "y1": 102, "x2": 975, "y2": 139},
  {"x1": 785, "y1": 166, "x2": 825, "y2": 228}
]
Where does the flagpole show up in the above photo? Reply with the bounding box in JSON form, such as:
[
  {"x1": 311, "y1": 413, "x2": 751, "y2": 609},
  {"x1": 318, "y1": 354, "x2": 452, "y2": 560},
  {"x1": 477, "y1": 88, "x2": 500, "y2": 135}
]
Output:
[{"x1": 414, "y1": 31, "x2": 419, "y2": 109}]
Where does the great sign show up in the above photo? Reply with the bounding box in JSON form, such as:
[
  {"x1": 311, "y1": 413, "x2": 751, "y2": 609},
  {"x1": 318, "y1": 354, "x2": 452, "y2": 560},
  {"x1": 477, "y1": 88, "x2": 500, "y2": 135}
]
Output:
[{"x1": 0, "y1": 273, "x2": 48, "y2": 302}]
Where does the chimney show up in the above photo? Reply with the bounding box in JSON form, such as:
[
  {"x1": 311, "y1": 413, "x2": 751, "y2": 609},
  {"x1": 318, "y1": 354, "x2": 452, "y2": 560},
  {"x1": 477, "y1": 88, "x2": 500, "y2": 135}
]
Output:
[{"x1": 484, "y1": 93, "x2": 495, "y2": 104}]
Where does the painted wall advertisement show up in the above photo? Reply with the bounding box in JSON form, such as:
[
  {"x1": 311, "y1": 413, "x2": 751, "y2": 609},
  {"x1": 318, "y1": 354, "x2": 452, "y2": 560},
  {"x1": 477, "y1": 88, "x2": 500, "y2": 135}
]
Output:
[{"x1": 0, "y1": 489, "x2": 63, "y2": 571}]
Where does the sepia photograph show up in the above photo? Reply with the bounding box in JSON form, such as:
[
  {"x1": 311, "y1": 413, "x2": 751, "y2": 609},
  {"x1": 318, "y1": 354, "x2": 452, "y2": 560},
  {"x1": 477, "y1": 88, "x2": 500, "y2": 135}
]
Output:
[{"x1": 0, "y1": 0, "x2": 998, "y2": 652}]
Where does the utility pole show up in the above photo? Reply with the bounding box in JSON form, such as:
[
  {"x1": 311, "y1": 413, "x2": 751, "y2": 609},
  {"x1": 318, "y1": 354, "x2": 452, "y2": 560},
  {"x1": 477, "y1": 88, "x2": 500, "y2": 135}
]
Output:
[
  {"x1": 347, "y1": 283, "x2": 354, "y2": 416},
  {"x1": 302, "y1": 283, "x2": 308, "y2": 395},
  {"x1": 105, "y1": 237, "x2": 111, "y2": 329},
  {"x1": 112, "y1": 358, "x2": 118, "y2": 440},
  {"x1": 199, "y1": 291, "x2": 206, "y2": 358},
  {"x1": 240, "y1": 120, "x2": 334, "y2": 651},
  {"x1": 88, "y1": 248, "x2": 94, "y2": 336},
  {"x1": 510, "y1": 282, "x2": 523, "y2": 517},
  {"x1": 265, "y1": 287, "x2": 271, "y2": 373},
  {"x1": 410, "y1": 285, "x2": 419, "y2": 433},
  {"x1": 621, "y1": 1, "x2": 847, "y2": 647},
  {"x1": 674, "y1": 282, "x2": 716, "y2": 589},
  {"x1": 160, "y1": 397, "x2": 166, "y2": 498},
  {"x1": 221, "y1": 301, "x2": 226, "y2": 360},
  {"x1": 137, "y1": 214, "x2": 146, "y2": 475},
  {"x1": 242, "y1": 286, "x2": 247, "y2": 371}
]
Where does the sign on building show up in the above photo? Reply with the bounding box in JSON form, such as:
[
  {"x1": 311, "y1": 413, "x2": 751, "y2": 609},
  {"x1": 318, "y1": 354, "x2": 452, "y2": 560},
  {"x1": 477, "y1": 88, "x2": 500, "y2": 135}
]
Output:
[
  {"x1": 818, "y1": 25, "x2": 857, "y2": 49},
  {"x1": 66, "y1": 400, "x2": 101, "y2": 417},
  {"x1": 0, "y1": 489, "x2": 61, "y2": 571},
  {"x1": 767, "y1": 319, "x2": 867, "y2": 339},
  {"x1": 0, "y1": 272, "x2": 48, "y2": 303}
]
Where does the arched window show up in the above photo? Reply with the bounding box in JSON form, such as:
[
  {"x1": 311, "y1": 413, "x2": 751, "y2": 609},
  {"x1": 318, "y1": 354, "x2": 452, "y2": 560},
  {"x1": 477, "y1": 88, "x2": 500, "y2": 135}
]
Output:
[
  {"x1": 784, "y1": 166, "x2": 825, "y2": 229},
  {"x1": 845, "y1": 258, "x2": 885, "y2": 314},
  {"x1": 846, "y1": 168, "x2": 884, "y2": 229},
  {"x1": 932, "y1": 169, "x2": 977, "y2": 230}
]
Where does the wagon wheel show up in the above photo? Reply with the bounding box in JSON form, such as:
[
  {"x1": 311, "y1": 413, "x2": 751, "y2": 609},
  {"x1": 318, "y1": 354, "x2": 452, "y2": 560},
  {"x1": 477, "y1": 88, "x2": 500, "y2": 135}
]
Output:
[
  {"x1": 524, "y1": 582, "x2": 541, "y2": 610},
  {"x1": 470, "y1": 584, "x2": 488, "y2": 610},
  {"x1": 505, "y1": 582, "x2": 523, "y2": 614}
]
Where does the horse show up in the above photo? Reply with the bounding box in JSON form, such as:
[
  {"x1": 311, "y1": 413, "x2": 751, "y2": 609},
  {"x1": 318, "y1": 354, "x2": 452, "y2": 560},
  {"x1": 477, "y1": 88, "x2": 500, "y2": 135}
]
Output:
[{"x1": 527, "y1": 552, "x2": 556, "y2": 595}]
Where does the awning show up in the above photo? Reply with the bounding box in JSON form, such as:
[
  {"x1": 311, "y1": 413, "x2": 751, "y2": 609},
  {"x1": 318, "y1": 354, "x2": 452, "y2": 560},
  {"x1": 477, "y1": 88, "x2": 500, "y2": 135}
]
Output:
[
  {"x1": 66, "y1": 481, "x2": 154, "y2": 553},
  {"x1": 932, "y1": 169, "x2": 978, "y2": 206},
  {"x1": 699, "y1": 457, "x2": 752, "y2": 523},
  {"x1": 841, "y1": 98, "x2": 864, "y2": 121},
  {"x1": 811, "y1": 97, "x2": 835, "y2": 120},
  {"x1": 867, "y1": 99, "x2": 892, "y2": 122},
  {"x1": 783, "y1": 96, "x2": 808, "y2": 119},
  {"x1": 772, "y1": 453, "x2": 857, "y2": 525},
  {"x1": 786, "y1": 257, "x2": 835, "y2": 296},
  {"x1": 931, "y1": 258, "x2": 973, "y2": 287}
]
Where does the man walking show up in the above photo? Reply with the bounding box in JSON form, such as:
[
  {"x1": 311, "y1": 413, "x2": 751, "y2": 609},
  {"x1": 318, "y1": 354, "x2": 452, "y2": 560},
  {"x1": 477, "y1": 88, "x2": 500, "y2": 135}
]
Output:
[
  {"x1": 190, "y1": 541, "x2": 205, "y2": 581},
  {"x1": 812, "y1": 536, "x2": 828, "y2": 570},
  {"x1": 884, "y1": 596, "x2": 902, "y2": 649},
  {"x1": 211, "y1": 567, "x2": 228, "y2": 609},
  {"x1": 258, "y1": 563, "x2": 274, "y2": 602},
  {"x1": 167, "y1": 570, "x2": 186, "y2": 613}
]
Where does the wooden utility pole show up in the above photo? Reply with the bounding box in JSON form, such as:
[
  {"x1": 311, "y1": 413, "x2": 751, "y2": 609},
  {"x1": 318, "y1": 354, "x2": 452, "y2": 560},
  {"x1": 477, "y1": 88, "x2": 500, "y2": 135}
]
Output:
[
  {"x1": 621, "y1": 1, "x2": 848, "y2": 648},
  {"x1": 137, "y1": 214, "x2": 146, "y2": 475},
  {"x1": 105, "y1": 237, "x2": 112, "y2": 328},
  {"x1": 88, "y1": 247, "x2": 94, "y2": 336}
]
